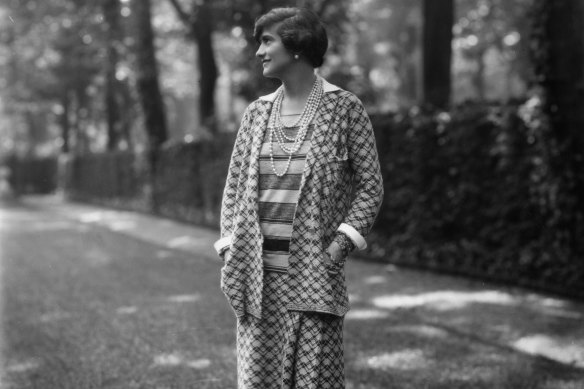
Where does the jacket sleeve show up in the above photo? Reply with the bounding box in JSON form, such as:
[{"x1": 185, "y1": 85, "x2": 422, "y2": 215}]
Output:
[
  {"x1": 213, "y1": 106, "x2": 252, "y2": 255},
  {"x1": 337, "y1": 96, "x2": 384, "y2": 250}
]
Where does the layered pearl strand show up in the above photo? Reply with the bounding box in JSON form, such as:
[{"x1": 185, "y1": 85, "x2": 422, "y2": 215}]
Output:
[{"x1": 268, "y1": 77, "x2": 323, "y2": 177}]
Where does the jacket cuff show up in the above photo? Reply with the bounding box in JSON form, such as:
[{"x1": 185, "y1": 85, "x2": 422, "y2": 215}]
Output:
[
  {"x1": 213, "y1": 236, "x2": 232, "y2": 255},
  {"x1": 337, "y1": 223, "x2": 367, "y2": 250}
]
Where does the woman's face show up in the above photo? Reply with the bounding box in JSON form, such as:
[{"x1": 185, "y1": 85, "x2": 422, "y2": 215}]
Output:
[{"x1": 256, "y1": 23, "x2": 295, "y2": 79}]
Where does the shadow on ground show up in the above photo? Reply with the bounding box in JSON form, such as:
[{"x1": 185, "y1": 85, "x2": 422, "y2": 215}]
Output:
[
  {"x1": 1, "y1": 198, "x2": 583, "y2": 388},
  {"x1": 344, "y1": 268, "x2": 584, "y2": 388}
]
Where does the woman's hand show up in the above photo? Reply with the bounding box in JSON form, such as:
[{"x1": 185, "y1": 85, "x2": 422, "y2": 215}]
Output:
[
  {"x1": 222, "y1": 249, "x2": 232, "y2": 262},
  {"x1": 325, "y1": 241, "x2": 345, "y2": 274}
]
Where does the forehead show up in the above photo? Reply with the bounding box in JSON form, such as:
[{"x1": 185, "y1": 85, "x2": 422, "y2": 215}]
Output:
[{"x1": 260, "y1": 22, "x2": 282, "y2": 38}]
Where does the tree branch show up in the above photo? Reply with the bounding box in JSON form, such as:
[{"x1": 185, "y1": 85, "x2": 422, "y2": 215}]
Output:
[{"x1": 167, "y1": 0, "x2": 191, "y2": 26}]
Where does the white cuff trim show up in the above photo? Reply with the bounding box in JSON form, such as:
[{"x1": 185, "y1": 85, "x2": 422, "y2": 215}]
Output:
[
  {"x1": 213, "y1": 236, "x2": 232, "y2": 254},
  {"x1": 337, "y1": 223, "x2": 367, "y2": 250}
]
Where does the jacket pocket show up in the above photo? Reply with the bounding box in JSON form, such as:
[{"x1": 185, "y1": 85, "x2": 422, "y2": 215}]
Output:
[
  {"x1": 323, "y1": 146, "x2": 349, "y2": 199},
  {"x1": 328, "y1": 146, "x2": 349, "y2": 163}
]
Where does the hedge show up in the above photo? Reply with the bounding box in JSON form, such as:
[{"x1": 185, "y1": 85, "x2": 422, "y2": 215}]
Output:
[
  {"x1": 9, "y1": 103, "x2": 584, "y2": 298},
  {"x1": 6, "y1": 155, "x2": 58, "y2": 194},
  {"x1": 369, "y1": 104, "x2": 583, "y2": 297}
]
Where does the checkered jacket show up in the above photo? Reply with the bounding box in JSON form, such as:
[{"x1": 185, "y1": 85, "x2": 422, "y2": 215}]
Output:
[{"x1": 214, "y1": 78, "x2": 384, "y2": 319}]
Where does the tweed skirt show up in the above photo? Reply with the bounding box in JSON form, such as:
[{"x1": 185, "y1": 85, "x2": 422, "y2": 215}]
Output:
[{"x1": 236, "y1": 271, "x2": 345, "y2": 389}]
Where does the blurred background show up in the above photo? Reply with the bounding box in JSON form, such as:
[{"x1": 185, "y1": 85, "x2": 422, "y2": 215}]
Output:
[{"x1": 0, "y1": 0, "x2": 583, "y2": 297}]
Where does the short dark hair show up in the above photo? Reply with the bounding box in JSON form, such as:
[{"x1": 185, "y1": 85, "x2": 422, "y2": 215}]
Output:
[{"x1": 254, "y1": 7, "x2": 328, "y2": 68}]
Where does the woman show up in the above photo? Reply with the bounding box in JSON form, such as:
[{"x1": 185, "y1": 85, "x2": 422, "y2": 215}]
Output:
[{"x1": 213, "y1": 7, "x2": 383, "y2": 388}]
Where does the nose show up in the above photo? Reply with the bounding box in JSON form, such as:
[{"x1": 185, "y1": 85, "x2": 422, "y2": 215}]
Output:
[{"x1": 256, "y1": 44, "x2": 265, "y2": 59}]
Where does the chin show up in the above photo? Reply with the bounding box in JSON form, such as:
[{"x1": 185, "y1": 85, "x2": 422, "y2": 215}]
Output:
[{"x1": 262, "y1": 70, "x2": 279, "y2": 79}]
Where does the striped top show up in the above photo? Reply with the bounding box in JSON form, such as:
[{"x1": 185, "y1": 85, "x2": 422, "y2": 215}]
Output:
[{"x1": 259, "y1": 119, "x2": 314, "y2": 273}]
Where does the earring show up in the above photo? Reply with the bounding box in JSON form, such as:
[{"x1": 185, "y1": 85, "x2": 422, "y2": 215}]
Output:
[{"x1": 294, "y1": 54, "x2": 299, "y2": 60}]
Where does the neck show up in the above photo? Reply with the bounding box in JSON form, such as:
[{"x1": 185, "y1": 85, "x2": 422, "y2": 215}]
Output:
[{"x1": 280, "y1": 67, "x2": 317, "y2": 99}]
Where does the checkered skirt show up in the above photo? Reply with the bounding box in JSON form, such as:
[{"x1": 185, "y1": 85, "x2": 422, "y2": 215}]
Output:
[{"x1": 237, "y1": 271, "x2": 345, "y2": 389}]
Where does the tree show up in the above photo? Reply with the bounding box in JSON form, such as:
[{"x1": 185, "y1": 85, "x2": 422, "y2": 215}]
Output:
[
  {"x1": 0, "y1": 0, "x2": 103, "y2": 155},
  {"x1": 167, "y1": 0, "x2": 218, "y2": 133},
  {"x1": 422, "y1": 0, "x2": 454, "y2": 109},
  {"x1": 101, "y1": 0, "x2": 133, "y2": 151},
  {"x1": 131, "y1": 0, "x2": 168, "y2": 150},
  {"x1": 454, "y1": 0, "x2": 533, "y2": 102},
  {"x1": 164, "y1": 0, "x2": 352, "y2": 131},
  {"x1": 530, "y1": 0, "x2": 584, "y2": 255}
]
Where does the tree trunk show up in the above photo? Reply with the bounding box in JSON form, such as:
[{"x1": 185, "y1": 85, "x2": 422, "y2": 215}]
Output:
[
  {"x1": 60, "y1": 94, "x2": 70, "y2": 153},
  {"x1": 422, "y1": 0, "x2": 454, "y2": 109},
  {"x1": 24, "y1": 112, "x2": 39, "y2": 157},
  {"x1": 132, "y1": 0, "x2": 168, "y2": 212},
  {"x1": 74, "y1": 87, "x2": 90, "y2": 155},
  {"x1": 473, "y1": 48, "x2": 486, "y2": 100},
  {"x1": 167, "y1": 0, "x2": 218, "y2": 133},
  {"x1": 132, "y1": 0, "x2": 168, "y2": 150},
  {"x1": 102, "y1": 0, "x2": 124, "y2": 151},
  {"x1": 531, "y1": 0, "x2": 584, "y2": 252},
  {"x1": 192, "y1": 0, "x2": 218, "y2": 132}
]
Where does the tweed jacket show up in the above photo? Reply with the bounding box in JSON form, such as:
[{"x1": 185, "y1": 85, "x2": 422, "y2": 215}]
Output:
[{"x1": 214, "y1": 78, "x2": 384, "y2": 319}]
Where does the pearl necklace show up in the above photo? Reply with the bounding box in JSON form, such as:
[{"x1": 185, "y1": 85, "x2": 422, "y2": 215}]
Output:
[{"x1": 268, "y1": 77, "x2": 323, "y2": 177}]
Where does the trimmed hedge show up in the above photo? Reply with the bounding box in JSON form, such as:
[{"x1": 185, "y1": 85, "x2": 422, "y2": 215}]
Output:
[
  {"x1": 65, "y1": 150, "x2": 151, "y2": 213},
  {"x1": 10, "y1": 103, "x2": 584, "y2": 298},
  {"x1": 6, "y1": 155, "x2": 58, "y2": 194},
  {"x1": 152, "y1": 134, "x2": 234, "y2": 227},
  {"x1": 369, "y1": 104, "x2": 583, "y2": 297},
  {"x1": 56, "y1": 134, "x2": 234, "y2": 228}
]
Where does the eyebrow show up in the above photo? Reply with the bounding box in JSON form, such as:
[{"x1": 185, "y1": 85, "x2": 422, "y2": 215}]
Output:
[{"x1": 260, "y1": 32, "x2": 275, "y2": 40}]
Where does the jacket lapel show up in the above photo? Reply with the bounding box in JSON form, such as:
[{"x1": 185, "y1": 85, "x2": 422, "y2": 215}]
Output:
[
  {"x1": 300, "y1": 93, "x2": 336, "y2": 191},
  {"x1": 246, "y1": 103, "x2": 270, "y2": 217}
]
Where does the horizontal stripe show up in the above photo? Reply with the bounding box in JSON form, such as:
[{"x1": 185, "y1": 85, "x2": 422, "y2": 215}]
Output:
[
  {"x1": 262, "y1": 125, "x2": 315, "y2": 142},
  {"x1": 263, "y1": 264, "x2": 288, "y2": 273},
  {"x1": 260, "y1": 141, "x2": 312, "y2": 157},
  {"x1": 263, "y1": 238, "x2": 290, "y2": 252},
  {"x1": 262, "y1": 252, "x2": 289, "y2": 268},
  {"x1": 258, "y1": 202, "x2": 296, "y2": 222},
  {"x1": 257, "y1": 117, "x2": 313, "y2": 272},
  {"x1": 260, "y1": 218, "x2": 294, "y2": 225},
  {"x1": 259, "y1": 162, "x2": 306, "y2": 182},
  {"x1": 259, "y1": 189, "x2": 300, "y2": 203},
  {"x1": 260, "y1": 222, "x2": 293, "y2": 238},
  {"x1": 261, "y1": 144, "x2": 312, "y2": 157},
  {"x1": 259, "y1": 154, "x2": 308, "y2": 161},
  {"x1": 259, "y1": 174, "x2": 302, "y2": 191}
]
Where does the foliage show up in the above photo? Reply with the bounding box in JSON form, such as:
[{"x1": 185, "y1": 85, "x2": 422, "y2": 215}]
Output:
[
  {"x1": 453, "y1": 0, "x2": 533, "y2": 102},
  {"x1": 369, "y1": 103, "x2": 582, "y2": 295},
  {"x1": 212, "y1": 0, "x2": 353, "y2": 100},
  {"x1": 0, "y1": 0, "x2": 538, "y2": 156},
  {"x1": 526, "y1": 0, "x2": 584, "y2": 269},
  {"x1": 0, "y1": 0, "x2": 136, "y2": 155},
  {"x1": 13, "y1": 101, "x2": 577, "y2": 297},
  {"x1": 6, "y1": 155, "x2": 58, "y2": 194},
  {"x1": 4, "y1": 0, "x2": 583, "y2": 298},
  {"x1": 322, "y1": 0, "x2": 419, "y2": 110}
]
